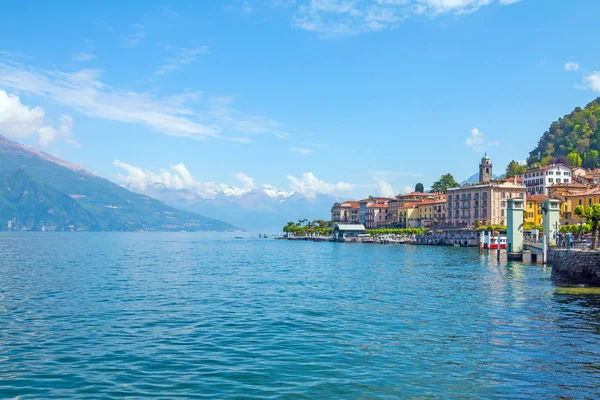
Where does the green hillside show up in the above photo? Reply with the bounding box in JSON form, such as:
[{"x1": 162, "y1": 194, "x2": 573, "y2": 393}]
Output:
[
  {"x1": 528, "y1": 98, "x2": 600, "y2": 168},
  {"x1": 0, "y1": 136, "x2": 236, "y2": 231}
]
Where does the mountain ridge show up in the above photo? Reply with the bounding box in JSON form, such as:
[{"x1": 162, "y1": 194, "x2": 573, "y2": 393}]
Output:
[{"x1": 0, "y1": 136, "x2": 237, "y2": 231}]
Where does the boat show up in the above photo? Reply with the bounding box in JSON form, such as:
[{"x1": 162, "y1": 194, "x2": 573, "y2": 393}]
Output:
[
  {"x1": 482, "y1": 235, "x2": 507, "y2": 250},
  {"x1": 235, "y1": 236, "x2": 243, "y2": 239}
]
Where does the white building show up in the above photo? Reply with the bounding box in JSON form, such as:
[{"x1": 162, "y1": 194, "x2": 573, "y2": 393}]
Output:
[{"x1": 523, "y1": 164, "x2": 572, "y2": 195}]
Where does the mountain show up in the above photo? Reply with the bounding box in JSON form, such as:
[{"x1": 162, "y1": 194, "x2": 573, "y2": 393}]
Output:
[
  {"x1": 0, "y1": 135, "x2": 236, "y2": 231},
  {"x1": 126, "y1": 182, "x2": 336, "y2": 230},
  {"x1": 460, "y1": 172, "x2": 500, "y2": 185},
  {"x1": 528, "y1": 97, "x2": 600, "y2": 168}
]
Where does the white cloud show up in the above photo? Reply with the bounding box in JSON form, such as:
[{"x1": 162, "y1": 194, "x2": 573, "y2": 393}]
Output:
[
  {"x1": 0, "y1": 61, "x2": 287, "y2": 142},
  {"x1": 584, "y1": 72, "x2": 600, "y2": 92},
  {"x1": 465, "y1": 127, "x2": 499, "y2": 152},
  {"x1": 37, "y1": 115, "x2": 75, "y2": 147},
  {"x1": 287, "y1": 172, "x2": 353, "y2": 198},
  {"x1": 74, "y1": 53, "x2": 96, "y2": 61},
  {"x1": 122, "y1": 24, "x2": 145, "y2": 47},
  {"x1": 0, "y1": 89, "x2": 76, "y2": 146},
  {"x1": 291, "y1": 0, "x2": 520, "y2": 37},
  {"x1": 564, "y1": 62, "x2": 580, "y2": 71},
  {"x1": 291, "y1": 147, "x2": 314, "y2": 154},
  {"x1": 113, "y1": 160, "x2": 263, "y2": 199},
  {"x1": 373, "y1": 177, "x2": 395, "y2": 197},
  {"x1": 156, "y1": 46, "x2": 210, "y2": 75}
]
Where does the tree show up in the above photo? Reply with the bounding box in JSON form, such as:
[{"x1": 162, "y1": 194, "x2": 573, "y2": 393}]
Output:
[
  {"x1": 415, "y1": 183, "x2": 424, "y2": 193},
  {"x1": 505, "y1": 160, "x2": 526, "y2": 178},
  {"x1": 567, "y1": 151, "x2": 583, "y2": 167},
  {"x1": 430, "y1": 174, "x2": 460, "y2": 193},
  {"x1": 575, "y1": 204, "x2": 600, "y2": 249}
]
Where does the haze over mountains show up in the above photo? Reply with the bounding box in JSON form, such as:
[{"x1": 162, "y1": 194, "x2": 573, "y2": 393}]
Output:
[{"x1": 0, "y1": 135, "x2": 235, "y2": 231}]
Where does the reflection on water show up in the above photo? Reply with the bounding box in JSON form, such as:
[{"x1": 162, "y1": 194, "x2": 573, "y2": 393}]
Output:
[{"x1": 0, "y1": 233, "x2": 599, "y2": 399}]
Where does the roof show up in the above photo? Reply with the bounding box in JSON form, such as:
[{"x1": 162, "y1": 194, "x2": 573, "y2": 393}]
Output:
[
  {"x1": 568, "y1": 188, "x2": 600, "y2": 197},
  {"x1": 367, "y1": 203, "x2": 388, "y2": 209},
  {"x1": 525, "y1": 163, "x2": 571, "y2": 173},
  {"x1": 418, "y1": 198, "x2": 446, "y2": 205},
  {"x1": 333, "y1": 223, "x2": 366, "y2": 231},
  {"x1": 399, "y1": 204, "x2": 419, "y2": 209},
  {"x1": 400, "y1": 191, "x2": 431, "y2": 197},
  {"x1": 527, "y1": 194, "x2": 549, "y2": 202}
]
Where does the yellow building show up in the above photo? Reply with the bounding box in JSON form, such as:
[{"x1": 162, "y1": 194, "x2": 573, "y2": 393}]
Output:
[
  {"x1": 524, "y1": 195, "x2": 548, "y2": 227},
  {"x1": 560, "y1": 187, "x2": 600, "y2": 225},
  {"x1": 416, "y1": 198, "x2": 446, "y2": 228},
  {"x1": 399, "y1": 204, "x2": 420, "y2": 228}
]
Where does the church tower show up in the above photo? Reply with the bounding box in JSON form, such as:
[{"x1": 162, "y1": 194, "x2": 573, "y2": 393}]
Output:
[{"x1": 479, "y1": 153, "x2": 493, "y2": 183}]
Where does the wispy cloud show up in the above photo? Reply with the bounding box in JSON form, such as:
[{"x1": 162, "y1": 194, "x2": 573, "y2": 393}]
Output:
[
  {"x1": 290, "y1": 0, "x2": 521, "y2": 37},
  {"x1": 122, "y1": 24, "x2": 145, "y2": 47},
  {"x1": 372, "y1": 170, "x2": 422, "y2": 177},
  {"x1": 465, "y1": 128, "x2": 499, "y2": 152},
  {"x1": 74, "y1": 52, "x2": 96, "y2": 62},
  {"x1": 225, "y1": 1, "x2": 254, "y2": 16},
  {"x1": 564, "y1": 62, "x2": 580, "y2": 71},
  {"x1": 291, "y1": 147, "x2": 314, "y2": 154},
  {"x1": 0, "y1": 59, "x2": 287, "y2": 142},
  {"x1": 156, "y1": 46, "x2": 210, "y2": 75}
]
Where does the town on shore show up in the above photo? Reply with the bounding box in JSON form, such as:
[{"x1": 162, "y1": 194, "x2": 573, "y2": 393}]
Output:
[{"x1": 283, "y1": 154, "x2": 600, "y2": 248}]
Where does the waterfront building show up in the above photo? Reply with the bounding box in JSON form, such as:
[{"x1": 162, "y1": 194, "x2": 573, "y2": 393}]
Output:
[
  {"x1": 386, "y1": 198, "x2": 402, "y2": 227},
  {"x1": 333, "y1": 223, "x2": 366, "y2": 241},
  {"x1": 417, "y1": 197, "x2": 446, "y2": 228},
  {"x1": 446, "y1": 156, "x2": 526, "y2": 227},
  {"x1": 523, "y1": 164, "x2": 572, "y2": 195},
  {"x1": 398, "y1": 204, "x2": 420, "y2": 228},
  {"x1": 524, "y1": 194, "x2": 548, "y2": 227},
  {"x1": 366, "y1": 202, "x2": 389, "y2": 229},
  {"x1": 555, "y1": 187, "x2": 600, "y2": 225},
  {"x1": 331, "y1": 201, "x2": 360, "y2": 224}
]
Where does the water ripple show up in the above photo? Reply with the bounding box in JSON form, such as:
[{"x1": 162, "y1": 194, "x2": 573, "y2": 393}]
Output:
[{"x1": 0, "y1": 233, "x2": 599, "y2": 398}]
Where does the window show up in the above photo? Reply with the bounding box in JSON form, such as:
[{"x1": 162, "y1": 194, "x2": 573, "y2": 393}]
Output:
[
  {"x1": 501, "y1": 192, "x2": 506, "y2": 199},
  {"x1": 589, "y1": 199, "x2": 593, "y2": 206},
  {"x1": 549, "y1": 178, "x2": 553, "y2": 183},
  {"x1": 579, "y1": 199, "x2": 583, "y2": 206},
  {"x1": 501, "y1": 209, "x2": 505, "y2": 217},
  {"x1": 556, "y1": 179, "x2": 561, "y2": 183}
]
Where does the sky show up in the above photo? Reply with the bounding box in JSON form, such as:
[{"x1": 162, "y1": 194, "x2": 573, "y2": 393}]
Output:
[{"x1": 1, "y1": 0, "x2": 600, "y2": 200}]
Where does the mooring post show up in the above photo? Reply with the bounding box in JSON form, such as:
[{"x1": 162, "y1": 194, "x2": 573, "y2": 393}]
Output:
[
  {"x1": 542, "y1": 235, "x2": 547, "y2": 264},
  {"x1": 496, "y1": 232, "x2": 501, "y2": 262},
  {"x1": 479, "y1": 231, "x2": 483, "y2": 254}
]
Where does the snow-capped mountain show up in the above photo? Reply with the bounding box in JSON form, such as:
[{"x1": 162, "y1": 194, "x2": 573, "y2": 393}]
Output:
[{"x1": 120, "y1": 182, "x2": 335, "y2": 230}]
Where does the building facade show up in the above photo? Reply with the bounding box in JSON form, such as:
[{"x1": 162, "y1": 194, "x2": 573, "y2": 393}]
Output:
[
  {"x1": 331, "y1": 201, "x2": 360, "y2": 224},
  {"x1": 366, "y1": 202, "x2": 389, "y2": 229},
  {"x1": 417, "y1": 197, "x2": 446, "y2": 228},
  {"x1": 523, "y1": 164, "x2": 572, "y2": 195},
  {"x1": 446, "y1": 181, "x2": 526, "y2": 227}
]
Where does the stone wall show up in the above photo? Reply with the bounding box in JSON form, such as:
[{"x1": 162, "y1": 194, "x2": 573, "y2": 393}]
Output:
[{"x1": 551, "y1": 250, "x2": 600, "y2": 286}]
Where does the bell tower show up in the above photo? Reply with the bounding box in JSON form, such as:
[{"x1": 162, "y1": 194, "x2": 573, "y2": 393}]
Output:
[{"x1": 479, "y1": 153, "x2": 493, "y2": 183}]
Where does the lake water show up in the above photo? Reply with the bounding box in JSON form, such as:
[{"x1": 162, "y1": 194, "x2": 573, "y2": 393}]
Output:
[{"x1": 0, "y1": 233, "x2": 599, "y2": 399}]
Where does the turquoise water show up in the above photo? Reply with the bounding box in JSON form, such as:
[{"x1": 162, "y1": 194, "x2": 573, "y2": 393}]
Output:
[{"x1": 1, "y1": 233, "x2": 599, "y2": 399}]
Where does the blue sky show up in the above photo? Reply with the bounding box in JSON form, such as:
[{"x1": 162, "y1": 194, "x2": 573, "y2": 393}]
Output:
[{"x1": 1, "y1": 0, "x2": 599, "y2": 199}]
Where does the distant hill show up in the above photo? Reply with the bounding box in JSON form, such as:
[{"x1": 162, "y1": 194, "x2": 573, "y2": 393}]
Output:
[
  {"x1": 0, "y1": 135, "x2": 236, "y2": 231},
  {"x1": 460, "y1": 172, "x2": 500, "y2": 185},
  {"x1": 528, "y1": 97, "x2": 600, "y2": 168}
]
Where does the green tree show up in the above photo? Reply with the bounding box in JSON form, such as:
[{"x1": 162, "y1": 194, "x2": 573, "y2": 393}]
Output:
[
  {"x1": 575, "y1": 204, "x2": 600, "y2": 249},
  {"x1": 567, "y1": 151, "x2": 583, "y2": 167},
  {"x1": 430, "y1": 173, "x2": 460, "y2": 193},
  {"x1": 415, "y1": 183, "x2": 424, "y2": 193},
  {"x1": 505, "y1": 160, "x2": 526, "y2": 178}
]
